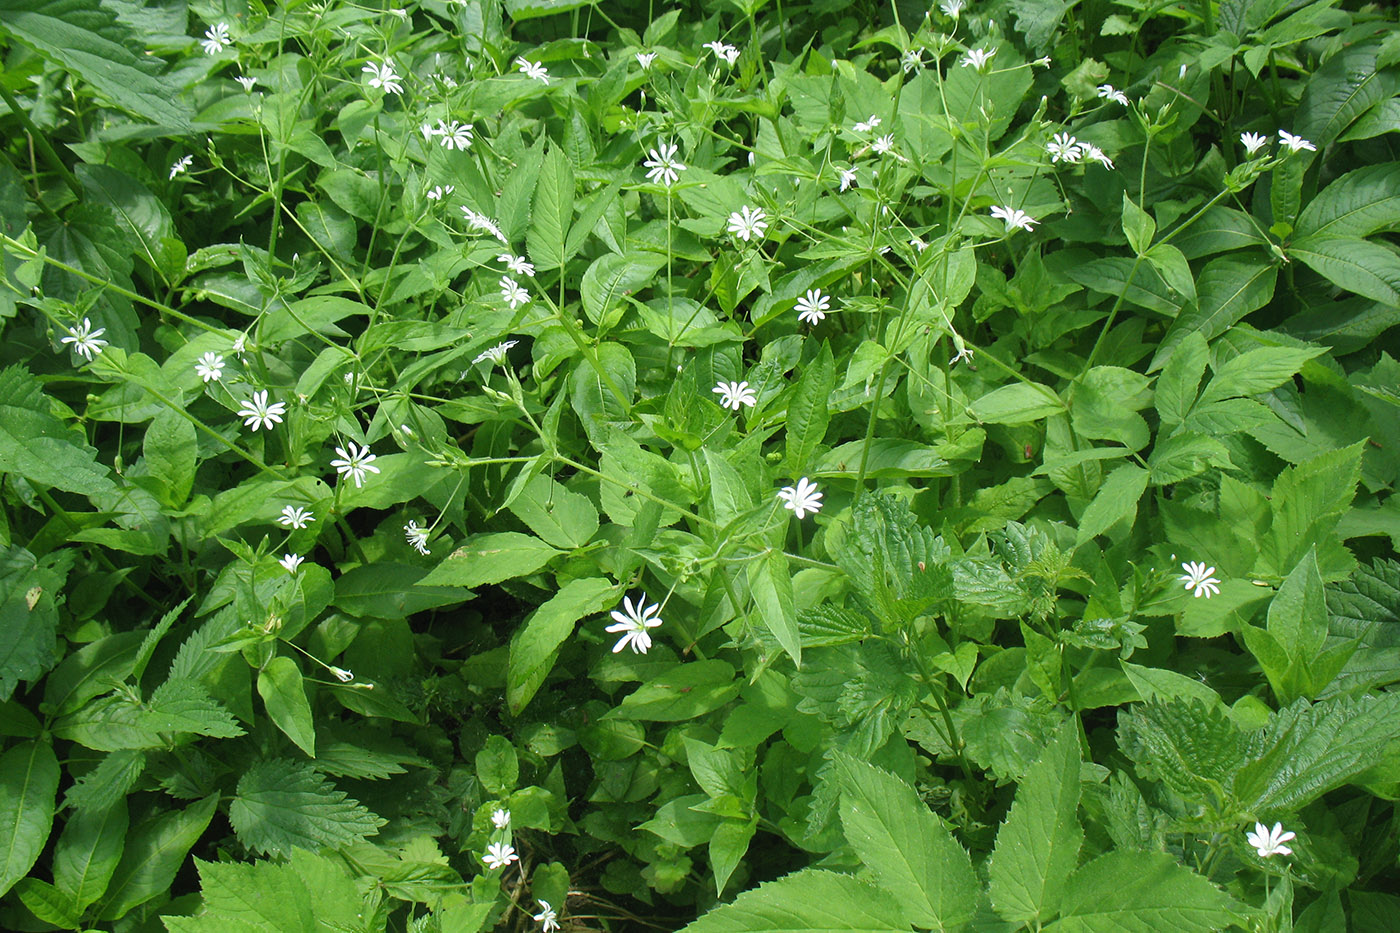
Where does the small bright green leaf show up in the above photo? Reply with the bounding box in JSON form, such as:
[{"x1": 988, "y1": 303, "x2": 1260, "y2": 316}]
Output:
[
  {"x1": 1075, "y1": 464, "x2": 1148, "y2": 548},
  {"x1": 1122, "y1": 194, "x2": 1155, "y2": 255},
  {"x1": 258, "y1": 657, "x2": 316, "y2": 758},
  {"x1": 614, "y1": 661, "x2": 740, "y2": 721},
  {"x1": 508, "y1": 577, "x2": 617, "y2": 714},
  {"x1": 678, "y1": 868, "x2": 913, "y2": 933},
  {"x1": 971, "y1": 382, "x2": 1065, "y2": 425}
]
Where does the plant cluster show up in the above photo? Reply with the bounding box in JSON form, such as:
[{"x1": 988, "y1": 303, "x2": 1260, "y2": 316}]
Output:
[{"x1": 1, "y1": 0, "x2": 1399, "y2": 930}]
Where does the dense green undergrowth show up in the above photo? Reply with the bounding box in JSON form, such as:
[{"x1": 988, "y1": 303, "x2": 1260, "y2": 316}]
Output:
[{"x1": 2, "y1": 0, "x2": 1400, "y2": 930}]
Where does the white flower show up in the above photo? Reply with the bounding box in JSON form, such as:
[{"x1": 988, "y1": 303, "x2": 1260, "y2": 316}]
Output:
[
  {"x1": 726, "y1": 205, "x2": 768, "y2": 242},
  {"x1": 499, "y1": 276, "x2": 531, "y2": 309},
  {"x1": 902, "y1": 48, "x2": 924, "y2": 73},
  {"x1": 492, "y1": 808, "x2": 511, "y2": 829},
  {"x1": 1240, "y1": 132, "x2": 1270, "y2": 155},
  {"x1": 1097, "y1": 84, "x2": 1129, "y2": 106},
  {"x1": 482, "y1": 841, "x2": 519, "y2": 870},
  {"x1": 853, "y1": 115, "x2": 881, "y2": 133},
  {"x1": 712, "y1": 380, "x2": 757, "y2": 410},
  {"x1": 534, "y1": 901, "x2": 561, "y2": 933},
  {"x1": 1278, "y1": 129, "x2": 1316, "y2": 153},
  {"x1": 1246, "y1": 822, "x2": 1296, "y2": 858},
  {"x1": 201, "y1": 22, "x2": 231, "y2": 55},
  {"x1": 940, "y1": 0, "x2": 964, "y2": 17},
  {"x1": 232, "y1": 333, "x2": 248, "y2": 355},
  {"x1": 990, "y1": 205, "x2": 1038, "y2": 233},
  {"x1": 330, "y1": 666, "x2": 354, "y2": 682},
  {"x1": 795, "y1": 288, "x2": 830, "y2": 325},
  {"x1": 606, "y1": 593, "x2": 664, "y2": 654},
  {"x1": 1081, "y1": 143, "x2": 1115, "y2": 169},
  {"x1": 838, "y1": 167, "x2": 858, "y2": 191},
  {"x1": 516, "y1": 57, "x2": 550, "y2": 83},
  {"x1": 500, "y1": 254, "x2": 535, "y2": 277},
  {"x1": 195, "y1": 351, "x2": 225, "y2": 383},
  {"x1": 1179, "y1": 561, "x2": 1221, "y2": 598},
  {"x1": 426, "y1": 184, "x2": 455, "y2": 201},
  {"x1": 1047, "y1": 132, "x2": 1083, "y2": 163},
  {"x1": 404, "y1": 520, "x2": 431, "y2": 556},
  {"x1": 363, "y1": 59, "x2": 403, "y2": 94},
  {"x1": 235, "y1": 75, "x2": 258, "y2": 92},
  {"x1": 278, "y1": 553, "x2": 304, "y2": 574},
  {"x1": 704, "y1": 41, "x2": 740, "y2": 66},
  {"x1": 388, "y1": 7, "x2": 408, "y2": 19},
  {"x1": 278, "y1": 506, "x2": 315, "y2": 529},
  {"x1": 643, "y1": 142, "x2": 686, "y2": 187},
  {"x1": 910, "y1": 236, "x2": 928, "y2": 252},
  {"x1": 777, "y1": 477, "x2": 823, "y2": 519},
  {"x1": 60, "y1": 318, "x2": 108, "y2": 361},
  {"x1": 437, "y1": 120, "x2": 474, "y2": 150},
  {"x1": 636, "y1": 51, "x2": 657, "y2": 70},
  {"x1": 330, "y1": 441, "x2": 381, "y2": 488},
  {"x1": 420, "y1": 122, "x2": 437, "y2": 142},
  {"x1": 460, "y1": 207, "x2": 508, "y2": 244},
  {"x1": 169, "y1": 155, "x2": 193, "y2": 180},
  {"x1": 872, "y1": 133, "x2": 896, "y2": 155},
  {"x1": 238, "y1": 390, "x2": 287, "y2": 431},
  {"x1": 473, "y1": 339, "x2": 519, "y2": 365},
  {"x1": 960, "y1": 48, "x2": 995, "y2": 71}
]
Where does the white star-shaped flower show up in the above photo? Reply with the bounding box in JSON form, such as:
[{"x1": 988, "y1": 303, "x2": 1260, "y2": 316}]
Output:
[
  {"x1": 1081, "y1": 143, "x2": 1114, "y2": 169},
  {"x1": 1246, "y1": 822, "x2": 1295, "y2": 858},
  {"x1": 872, "y1": 133, "x2": 896, "y2": 155},
  {"x1": 853, "y1": 115, "x2": 881, "y2": 133},
  {"x1": 238, "y1": 390, "x2": 286, "y2": 431},
  {"x1": 404, "y1": 520, "x2": 431, "y2": 556},
  {"x1": 1097, "y1": 84, "x2": 1129, "y2": 106},
  {"x1": 1278, "y1": 129, "x2": 1316, "y2": 153},
  {"x1": 362, "y1": 59, "x2": 403, "y2": 94},
  {"x1": 460, "y1": 207, "x2": 508, "y2": 244},
  {"x1": 940, "y1": 0, "x2": 964, "y2": 17},
  {"x1": 195, "y1": 351, "x2": 225, "y2": 383},
  {"x1": 795, "y1": 288, "x2": 830, "y2": 325},
  {"x1": 426, "y1": 184, "x2": 455, "y2": 201},
  {"x1": 643, "y1": 142, "x2": 686, "y2": 187},
  {"x1": 278, "y1": 506, "x2": 315, "y2": 529},
  {"x1": 1240, "y1": 132, "x2": 1270, "y2": 155},
  {"x1": 169, "y1": 155, "x2": 193, "y2": 180},
  {"x1": 516, "y1": 57, "x2": 550, "y2": 83},
  {"x1": 533, "y1": 900, "x2": 561, "y2": 933},
  {"x1": 482, "y1": 841, "x2": 519, "y2": 870},
  {"x1": 201, "y1": 22, "x2": 231, "y2": 55},
  {"x1": 1179, "y1": 561, "x2": 1220, "y2": 598},
  {"x1": 473, "y1": 339, "x2": 520, "y2": 366},
  {"x1": 491, "y1": 808, "x2": 511, "y2": 829},
  {"x1": 278, "y1": 553, "x2": 304, "y2": 575},
  {"x1": 437, "y1": 120, "x2": 474, "y2": 150},
  {"x1": 960, "y1": 47, "x2": 995, "y2": 71},
  {"x1": 59, "y1": 318, "x2": 108, "y2": 361},
  {"x1": 902, "y1": 48, "x2": 924, "y2": 73},
  {"x1": 1047, "y1": 132, "x2": 1083, "y2": 163},
  {"x1": 703, "y1": 41, "x2": 740, "y2": 66},
  {"x1": 838, "y1": 167, "x2": 858, "y2": 191},
  {"x1": 500, "y1": 254, "x2": 535, "y2": 277},
  {"x1": 990, "y1": 205, "x2": 1038, "y2": 233},
  {"x1": 726, "y1": 205, "x2": 768, "y2": 242},
  {"x1": 712, "y1": 380, "x2": 757, "y2": 410},
  {"x1": 636, "y1": 51, "x2": 657, "y2": 70},
  {"x1": 606, "y1": 593, "x2": 664, "y2": 654},
  {"x1": 499, "y1": 276, "x2": 531, "y2": 309},
  {"x1": 777, "y1": 477, "x2": 823, "y2": 519},
  {"x1": 235, "y1": 75, "x2": 258, "y2": 92},
  {"x1": 330, "y1": 441, "x2": 381, "y2": 488}
]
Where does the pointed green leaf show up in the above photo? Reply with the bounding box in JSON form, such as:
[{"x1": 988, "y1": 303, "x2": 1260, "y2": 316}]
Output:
[
  {"x1": 1044, "y1": 850, "x2": 1245, "y2": 933},
  {"x1": 1150, "y1": 259, "x2": 1277, "y2": 372},
  {"x1": 53, "y1": 799, "x2": 127, "y2": 910},
  {"x1": 0, "y1": 739, "x2": 59, "y2": 897},
  {"x1": 747, "y1": 550, "x2": 800, "y2": 667},
  {"x1": 0, "y1": 365, "x2": 116, "y2": 496},
  {"x1": 527, "y1": 146, "x2": 575, "y2": 271},
  {"x1": 1075, "y1": 464, "x2": 1148, "y2": 548},
  {"x1": 784, "y1": 341, "x2": 835, "y2": 474},
  {"x1": 508, "y1": 577, "x2": 617, "y2": 714},
  {"x1": 258, "y1": 656, "x2": 316, "y2": 757},
  {"x1": 1290, "y1": 235, "x2": 1400, "y2": 306},
  {"x1": 678, "y1": 868, "x2": 913, "y2": 933},
  {"x1": 97, "y1": 794, "x2": 217, "y2": 920},
  {"x1": 418, "y1": 532, "x2": 560, "y2": 588},
  {"x1": 229, "y1": 759, "x2": 384, "y2": 858},
  {"x1": 507, "y1": 474, "x2": 599, "y2": 549},
  {"x1": 1295, "y1": 163, "x2": 1400, "y2": 239}
]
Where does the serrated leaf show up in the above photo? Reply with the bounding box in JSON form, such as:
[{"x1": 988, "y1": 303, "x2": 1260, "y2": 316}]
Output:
[
  {"x1": 1258, "y1": 441, "x2": 1363, "y2": 580},
  {"x1": 0, "y1": 739, "x2": 59, "y2": 898},
  {"x1": 1075, "y1": 464, "x2": 1148, "y2": 548},
  {"x1": 0, "y1": 365, "x2": 116, "y2": 496},
  {"x1": 1044, "y1": 850, "x2": 1245, "y2": 933},
  {"x1": 678, "y1": 868, "x2": 913, "y2": 933},
  {"x1": 833, "y1": 753, "x2": 979, "y2": 931},
  {"x1": 1150, "y1": 259, "x2": 1278, "y2": 372},
  {"x1": 139, "y1": 678, "x2": 244, "y2": 739},
  {"x1": 527, "y1": 146, "x2": 575, "y2": 272},
  {"x1": 1117, "y1": 698, "x2": 1243, "y2": 805},
  {"x1": 229, "y1": 759, "x2": 384, "y2": 858},
  {"x1": 1197, "y1": 347, "x2": 1326, "y2": 406},
  {"x1": 1148, "y1": 432, "x2": 1231, "y2": 485},
  {"x1": 988, "y1": 722, "x2": 1083, "y2": 924},
  {"x1": 63, "y1": 749, "x2": 145, "y2": 812}
]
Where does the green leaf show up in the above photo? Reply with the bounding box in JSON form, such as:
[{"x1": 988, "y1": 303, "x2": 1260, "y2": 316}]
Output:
[
  {"x1": 0, "y1": 739, "x2": 59, "y2": 898},
  {"x1": 1267, "y1": 550, "x2": 1329, "y2": 667},
  {"x1": 1122, "y1": 194, "x2": 1155, "y2": 255},
  {"x1": 709, "y1": 816, "x2": 757, "y2": 895},
  {"x1": 705, "y1": 448, "x2": 755, "y2": 529},
  {"x1": 747, "y1": 551, "x2": 801, "y2": 667},
  {"x1": 678, "y1": 868, "x2": 913, "y2": 933},
  {"x1": 332, "y1": 563, "x2": 465, "y2": 618},
  {"x1": 62, "y1": 750, "x2": 145, "y2": 812},
  {"x1": 1117, "y1": 698, "x2": 1242, "y2": 805},
  {"x1": 1290, "y1": 235, "x2": 1400, "y2": 306},
  {"x1": 0, "y1": 365, "x2": 116, "y2": 496},
  {"x1": 1044, "y1": 851, "x2": 1245, "y2": 933},
  {"x1": 580, "y1": 252, "x2": 666, "y2": 325},
  {"x1": 971, "y1": 382, "x2": 1065, "y2": 425},
  {"x1": 97, "y1": 794, "x2": 217, "y2": 920},
  {"x1": 164, "y1": 850, "x2": 368, "y2": 933},
  {"x1": 1197, "y1": 346, "x2": 1326, "y2": 406},
  {"x1": 1258, "y1": 441, "x2": 1363, "y2": 580},
  {"x1": 988, "y1": 722, "x2": 1083, "y2": 925},
  {"x1": 508, "y1": 577, "x2": 617, "y2": 714},
  {"x1": 506, "y1": 474, "x2": 599, "y2": 549},
  {"x1": 476, "y1": 735, "x2": 519, "y2": 796},
  {"x1": 1295, "y1": 163, "x2": 1400, "y2": 239},
  {"x1": 614, "y1": 660, "x2": 741, "y2": 721},
  {"x1": 52, "y1": 800, "x2": 127, "y2": 911},
  {"x1": 1075, "y1": 464, "x2": 1148, "y2": 548},
  {"x1": 139, "y1": 678, "x2": 245, "y2": 739},
  {"x1": 1154, "y1": 331, "x2": 1207, "y2": 427},
  {"x1": 1066, "y1": 257, "x2": 1184, "y2": 316},
  {"x1": 0, "y1": 0, "x2": 192, "y2": 128},
  {"x1": 527, "y1": 146, "x2": 575, "y2": 271},
  {"x1": 14, "y1": 878, "x2": 81, "y2": 929},
  {"x1": 1148, "y1": 432, "x2": 1232, "y2": 486},
  {"x1": 1172, "y1": 206, "x2": 1268, "y2": 260},
  {"x1": 784, "y1": 342, "x2": 835, "y2": 474},
  {"x1": 0, "y1": 546, "x2": 68, "y2": 703},
  {"x1": 1151, "y1": 259, "x2": 1278, "y2": 371},
  {"x1": 78, "y1": 164, "x2": 182, "y2": 282},
  {"x1": 229, "y1": 759, "x2": 384, "y2": 858},
  {"x1": 832, "y1": 753, "x2": 979, "y2": 931},
  {"x1": 1295, "y1": 39, "x2": 1400, "y2": 148},
  {"x1": 505, "y1": 0, "x2": 596, "y2": 20},
  {"x1": 418, "y1": 532, "x2": 560, "y2": 588},
  {"x1": 257, "y1": 657, "x2": 316, "y2": 758}
]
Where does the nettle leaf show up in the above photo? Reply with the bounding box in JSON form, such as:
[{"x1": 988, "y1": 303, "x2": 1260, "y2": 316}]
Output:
[
  {"x1": 833, "y1": 753, "x2": 979, "y2": 931},
  {"x1": 163, "y1": 850, "x2": 368, "y2": 933},
  {"x1": 138, "y1": 678, "x2": 244, "y2": 739},
  {"x1": 678, "y1": 868, "x2": 913, "y2": 933},
  {"x1": 1117, "y1": 698, "x2": 1243, "y2": 806},
  {"x1": 1326, "y1": 557, "x2": 1400, "y2": 644},
  {"x1": 1044, "y1": 850, "x2": 1246, "y2": 933},
  {"x1": 988, "y1": 722, "x2": 1083, "y2": 925},
  {"x1": 0, "y1": 365, "x2": 116, "y2": 497},
  {"x1": 229, "y1": 759, "x2": 384, "y2": 858},
  {"x1": 527, "y1": 145, "x2": 575, "y2": 271}
]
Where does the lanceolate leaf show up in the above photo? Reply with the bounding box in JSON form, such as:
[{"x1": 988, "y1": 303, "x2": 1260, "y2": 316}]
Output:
[
  {"x1": 257, "y1": 657, "x2": 316, "y2": 758},
  {"x1": 97, "y1": 794, "x2": 217, "y2": 920},
  {"x1": 52, "y1": 799, "x2": 128, "y2": 911},
  {"x1": 678, "y1": 868, "x2": 914, "y2": 933},
  {"x1": 1295, "y1": 163, "x2": 1400, "y2": 239},
  {"x1": 0, "y1": 739, "x2": 60, "y2": 898},
  {"x1": 784, "y1": 341, "x2": 835, "y2": 475},
  {"x1": 527, "y1": 145, "x2": 575, "y2": 271},
  {"x1": 1290, "y1": 235, "x2": 1400, "y2": 306},
  {"x1": 508, "y1": 576, "x2": 617, "y2": 714}
]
